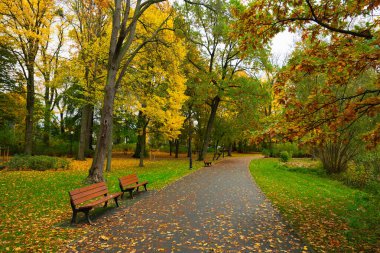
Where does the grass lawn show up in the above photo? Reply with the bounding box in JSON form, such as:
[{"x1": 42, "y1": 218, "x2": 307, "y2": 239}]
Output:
[
  {"x1": 250, "y1": 158, "x2": 380, "y2": 252},
  {"x1": 0, "y1": 154, "x2": 203, "y2": 252}
]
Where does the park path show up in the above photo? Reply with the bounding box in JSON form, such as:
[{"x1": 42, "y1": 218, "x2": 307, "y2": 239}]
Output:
[{"x1": 66, "y1": 156, "x2": 311, "y2": 252}]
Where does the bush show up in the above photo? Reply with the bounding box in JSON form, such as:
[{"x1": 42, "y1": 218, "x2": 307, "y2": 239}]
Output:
[
  {"x1": 7, "y1": 155, "x2": 70, "y2": 171},
  {"x1": 339, "y1": 162, "x2": 374, "y2": 188},
  {"x1": 113, "y1": 143, "x2": 136, "y2": 152},
  {"x1": 279, "y1": 151, "x2": 291, "y2": 162},
  {"x1": 264, "y1": 142, "x2": 309, "y2": 158},
  {"x1": 262, "y1": 149, "x2": 271, "y2": 158},
  {"x1": 354, "y1": 148, "x2": 380, "y2": 179}
]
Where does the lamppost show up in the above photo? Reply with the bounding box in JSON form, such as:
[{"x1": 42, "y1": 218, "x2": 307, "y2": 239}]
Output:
[
  {"x1": 188, "y1": 109, "x2": 192, "y2": 170},
  {"x1": 70, "y1": 131, "x2": 74, "y2": 157}
]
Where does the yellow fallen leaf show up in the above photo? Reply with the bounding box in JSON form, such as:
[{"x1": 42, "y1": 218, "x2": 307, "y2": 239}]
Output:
[{"x1": 100, "y1": 235, "x2": 109, "y2": 241}]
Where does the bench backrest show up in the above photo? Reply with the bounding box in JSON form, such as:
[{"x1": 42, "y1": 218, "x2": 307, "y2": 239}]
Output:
[
  {"x1": 69, "y1": 182, "x2": 108, "y2": 207},
  {"x1": 119, "y1": 174, "x2": 139, "y2": 188}
]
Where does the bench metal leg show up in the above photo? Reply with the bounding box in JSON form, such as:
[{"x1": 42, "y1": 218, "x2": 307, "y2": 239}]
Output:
[
  {"x1": 144, "y1": 185, "x2": 147, "y2": 191},
  {"x1": 129, "y1": 190, "x2": 133, "y2": 199},
  {"x1": 84, "y1": 210, "x2": 92, "y2": 225},
  {"x1": 71, "y1": 211, "x2": 77, "y2": 225},
  {"x1": 114, "y1": 197, "x2": 119, "y2": 207},
  {"x1": 103, "y1": 201, "x2": 108, "y2": 208}
]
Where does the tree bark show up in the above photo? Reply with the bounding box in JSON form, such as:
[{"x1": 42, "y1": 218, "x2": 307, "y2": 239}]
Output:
[
  {"x1": 227, "y1": 143, "x2": 232, "y2": 156},
  {"x1": 213, "y1": 139, "x2": 219, "y2": 160},
  {"x1": 77, "y1": 104, "x2": 93, "y2": 160},
  {"x1": 169, "y1": 140, "x2": 173, "y2": 156},
  {"x1": 106, "y1": 119, "x2": 113, "y2": 172},
  {"x1": 139, "y1": 123, "x2": 147, "y2": 167},
  {"x1": 43, "y1": 86, "x2": 51, "y2": 146},
  {"x1": 133, "y1": 111, "x2": 147, "y2": 158},
  {"x1": 25, "y1": 64, "x2": 35, "y2": 155},
  {"x1": 60, "y1": 112, "x2": 65, "y2": 134},
  {"x1": 175, "y1": 139, "x2": 179, "y2": 158},
  {"x1": 88, "y1": 108, "x2": 94, "y2": 150},
  {"x1": 88, "y1": 67, "x2": 118, "y2": 183},
  {"x1": 198, "y1": 96, "x2": 220, "y2": 161}
]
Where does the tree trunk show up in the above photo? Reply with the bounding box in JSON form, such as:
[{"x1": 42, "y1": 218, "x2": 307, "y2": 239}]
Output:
[
  {"x1": 88, "y1": 108, "x2": 94, "y2": 150},
  {"x1": 139, "y1": 123, "x2": 147, "y2": 167},
  {"x1": 169, "y1": 140, "x2": 173, "y2": 156},
  {"x1": 77, "y1": 104, "x2": 93, "y2": 160},
  {"x1": 25, "y1": 64, "x2": 35, "y2": 155},
  {"x1": 133, "y1": 111, "x2": 147, "y2": 158},
  {"x1": 87, "y1": 68, "x2": 118, "y2": 183},
  {"x1": 198, "y1": 96, "x2": 220, "y2": 161},
  {"x1": 43, "y1": 86, "x2": 51, "y2": 146},
  {"x1": 228, "y1": 143, "x2": 232, "y2": 156},
  {"x1": 60, "y1": 112, "x2": 65, "y2": 134},
  {"x1": 213, "y1": 139, "x2": 219, "y2": 160},
  {"x1": 175, "y1": 139, "x2": 179, "y2": 158},
  {"x1": 106, "y1": 119, "x2": 113, "y2": 172}
]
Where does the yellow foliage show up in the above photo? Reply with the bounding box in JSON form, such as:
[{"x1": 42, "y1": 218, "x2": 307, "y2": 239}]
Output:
[
  {"x1": 0, "y1": 0, "x2": 55, "y2": 46},
  {"x1": 120, "y1": 4, "x2": 189, "y2": 140}
]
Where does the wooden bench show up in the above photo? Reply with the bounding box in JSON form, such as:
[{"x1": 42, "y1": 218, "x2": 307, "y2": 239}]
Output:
[
  {"x1": 204, "y1": 160, "x2": 212, "y2": 166},
  {"x1": 118, "y1": 174, "x2": 148, "y2": 199},
  {"x1": 68, "y1": 182, "x2": 122, "y2": 224}
]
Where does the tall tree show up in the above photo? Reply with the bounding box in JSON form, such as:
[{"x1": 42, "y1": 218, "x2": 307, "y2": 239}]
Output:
[
  {"x1": 125, "y1": 5, "x2": 188, "y2": 166},
  {"x1": 67, "y1": 0, "x2": 111, "y2": 160},
  {"x1": 177, "y1": 0, "x2": 251, "y2": 161},
  {"x1": 0, "y1": 0, "x2": 56, "y2": 154},
  {"x1": 87, "y1": 0, "x2": 168, "y2": 183},
  {"x1": 36, "y1": 17, "x2": 66, "y2": 146}
]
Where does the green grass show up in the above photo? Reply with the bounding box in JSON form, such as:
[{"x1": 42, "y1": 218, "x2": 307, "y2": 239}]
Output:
[
  {"x1": 0, "y1": 157, "x2": 203, "y2": 252},
  {"x1": 250, "y1": 158, "x2": 380, "y2": 252}
]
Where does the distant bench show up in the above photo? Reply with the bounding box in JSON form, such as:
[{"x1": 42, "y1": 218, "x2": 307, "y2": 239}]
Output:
[
  {"x1": 68, "y1": 182, "x2": 121, "y2": 224},
  {"x1": 119, "y1": 174, "x2": 148, "y2": 199},
  {"x1": 204, "y1": 160, "x2": 212, "y2": 166}
]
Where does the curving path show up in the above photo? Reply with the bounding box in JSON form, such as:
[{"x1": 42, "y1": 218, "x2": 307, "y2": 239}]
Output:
[{"x1": 66, "y1": 156, "x2": 311, "y2": 252}]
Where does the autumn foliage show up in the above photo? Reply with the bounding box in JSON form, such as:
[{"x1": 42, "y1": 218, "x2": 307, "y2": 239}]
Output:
[{"x1": 234, "y1": 0, "x2": 380, "y2": 155}]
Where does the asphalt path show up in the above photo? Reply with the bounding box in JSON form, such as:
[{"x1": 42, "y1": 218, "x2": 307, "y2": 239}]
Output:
[{"x1": 66, "y1": 156, "x2": 311, "y2": 252}]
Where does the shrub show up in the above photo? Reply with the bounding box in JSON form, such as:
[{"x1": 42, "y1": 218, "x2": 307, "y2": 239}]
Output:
[
  {"x1": 354, "y1": 148, "x2": 380, "y2": 179},
  {"x1": 268, "y1": 142, "x2": 309, "y2": 158},
  {"x1": 339, "y1": 162, "x2": 374, "y2": 188},
  {"x1": 262, "y1": 149, "x2": 271, "y2": 157},
  {"x1": 316, "y1": 140, "x2": 356, "y2": 174},
  {"x1": 279, "y1": 151, "x2": 291, "y2": 162},
  {"x1": 113, "y1": 143, "x2": 136, "y2": 152},
  {"x1": 7, "y1": 155, "x2": 70, "y2": 171}
]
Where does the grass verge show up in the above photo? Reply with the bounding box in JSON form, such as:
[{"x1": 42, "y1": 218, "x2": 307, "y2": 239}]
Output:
[
  {"x1": 250, "y1": 158, "x2": 380, "y2": 252},
  {"x1": 0, "y1": 156, "x2": 202, "y2": 252}
]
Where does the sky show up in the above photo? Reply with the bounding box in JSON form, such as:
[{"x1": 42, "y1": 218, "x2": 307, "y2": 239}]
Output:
[{"x1": 270, "y1": 31, "x2": 299, "y2": 66}]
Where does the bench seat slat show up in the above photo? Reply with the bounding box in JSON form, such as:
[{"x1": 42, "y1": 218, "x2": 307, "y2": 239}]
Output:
[
  {"x1": 70, "y1": 185, "x2": 107, "y2": 201},
  {"x1": 80, "y1": 193, "x2": 122, "y2": 210},
  {"x1": 72, "y1": 189, "x2": 109, "y2": 206},
  {"x1": 120, "y1": 179, "x2": 138, "y2": 186},
  {"x1": 120, "y1": 175, "x2": 138, "y2": 182},
  {"x1": 70, "y1": 182, "x2": 106, "y2": 195},
  {"x1": 123, "y1": 181, "x2": 148, "y2": 190}
]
